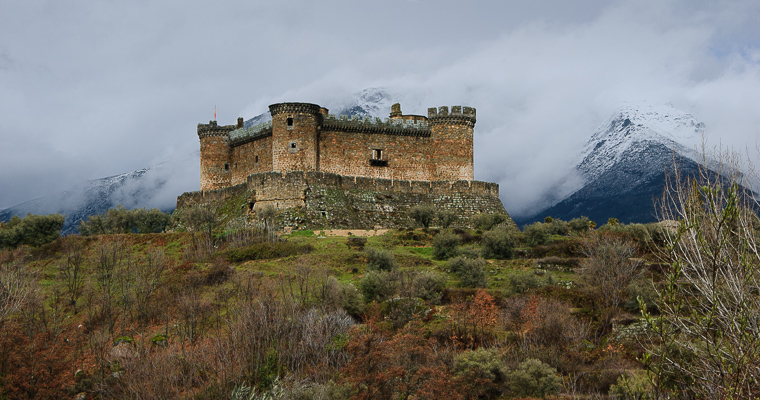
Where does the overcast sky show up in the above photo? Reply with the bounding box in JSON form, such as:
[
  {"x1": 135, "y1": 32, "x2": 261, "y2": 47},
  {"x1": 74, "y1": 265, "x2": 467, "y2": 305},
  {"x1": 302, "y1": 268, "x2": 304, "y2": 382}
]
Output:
[{"x1": 1, "y1": 0, "x2": 759, "y2": 215}]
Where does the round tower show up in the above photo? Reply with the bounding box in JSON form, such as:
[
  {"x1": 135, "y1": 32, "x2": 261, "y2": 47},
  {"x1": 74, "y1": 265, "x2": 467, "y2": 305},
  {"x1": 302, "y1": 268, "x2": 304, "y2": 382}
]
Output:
[
  {"x1": 428, "y1": 105, "x2": 476, "y2": 181},
  {"x1": 269, "y1": 102, "x2": 322, "y2": 173},
  {"x1": 198, "y1": 121, "x2": 232, "y2": 191}
]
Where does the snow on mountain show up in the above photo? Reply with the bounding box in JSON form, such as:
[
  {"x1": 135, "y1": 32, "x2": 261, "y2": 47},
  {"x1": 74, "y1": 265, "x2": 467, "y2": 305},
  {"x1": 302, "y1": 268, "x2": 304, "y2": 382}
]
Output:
[
  {"x1": 577, "y1": 102, "x2": 704, "y2": 182},
  {"x1": 515, "y1": 102, "x2": 709, "y2": 226}
]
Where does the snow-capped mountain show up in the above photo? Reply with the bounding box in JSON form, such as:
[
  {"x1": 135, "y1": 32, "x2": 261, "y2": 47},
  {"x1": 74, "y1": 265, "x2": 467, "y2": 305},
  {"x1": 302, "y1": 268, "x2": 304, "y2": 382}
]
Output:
[{"x1": 514, "y1": 103, "x2": 708, "y2": 226}]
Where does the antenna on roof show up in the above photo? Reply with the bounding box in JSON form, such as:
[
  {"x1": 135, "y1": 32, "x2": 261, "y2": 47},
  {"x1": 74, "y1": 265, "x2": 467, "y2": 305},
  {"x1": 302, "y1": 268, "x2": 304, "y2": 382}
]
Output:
[{"x1": 214, "y1": 105, "x2": 217, "y2": 121}]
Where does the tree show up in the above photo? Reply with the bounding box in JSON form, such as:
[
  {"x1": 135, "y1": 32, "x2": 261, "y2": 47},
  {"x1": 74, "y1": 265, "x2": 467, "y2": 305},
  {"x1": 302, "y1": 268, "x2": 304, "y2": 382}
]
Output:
[
  {"x1": 481, "y1": 227, "x2": 515, "y2": 259},
  {"x1": 58, "y1": 238, "x2": 86, "y2": 314},
  {"x1": 643, "y1": 150, "x2": 760, "y2": 399},
  {"x1": 432, "y1": 230, "x2": 461, "y2": 260},
  {"x1": 581, "y1": 235, "x2": 642, "y2": 311},
  {"x1": 0, "y1": 253, "x2": 32, "y2": 323},
  {"x1": 437, "y1": 210, "x2": 459, "y2": 228},
  {"x1": 409, "y1": 205, "x2": 435, "y2": 228},
  {"x1": 0, "y1": 213, "x2": 64, "y2": 248}
]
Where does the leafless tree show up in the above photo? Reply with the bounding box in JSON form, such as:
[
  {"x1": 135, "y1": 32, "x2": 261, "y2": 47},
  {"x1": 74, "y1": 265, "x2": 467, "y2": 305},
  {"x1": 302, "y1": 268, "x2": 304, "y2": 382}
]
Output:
[
  {"x1": 581, "y1": 236, "x2": 643, "y2": 311},
  {"x1": 58, "y1": 238, "x2": 86, "y2": 314},
  {"x1": 0, "y1": 251, "x2": 32, "y2": 323},
  {"x1": 643, "y1": 149, "x2": 760, "y2": 399}
]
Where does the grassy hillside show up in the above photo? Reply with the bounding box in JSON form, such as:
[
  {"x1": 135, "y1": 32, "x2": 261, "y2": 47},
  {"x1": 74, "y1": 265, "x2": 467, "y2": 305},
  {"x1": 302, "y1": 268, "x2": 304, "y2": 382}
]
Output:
[{"x1": 0, "y1": 217, "x2": 675, "y2": 399}]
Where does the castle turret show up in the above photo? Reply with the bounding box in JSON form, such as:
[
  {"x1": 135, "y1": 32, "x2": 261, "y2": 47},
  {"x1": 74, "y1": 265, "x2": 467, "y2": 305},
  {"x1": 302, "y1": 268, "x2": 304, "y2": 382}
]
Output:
[
  {"x1": 428, "y1": 105, "x2": 476, "y2": 181},
  {"x1": 269, "y1": 102, "x2": 322, "y2": 173},
  {"x1": 198, "y1": 121, "x2": 235, "y2": 191}
]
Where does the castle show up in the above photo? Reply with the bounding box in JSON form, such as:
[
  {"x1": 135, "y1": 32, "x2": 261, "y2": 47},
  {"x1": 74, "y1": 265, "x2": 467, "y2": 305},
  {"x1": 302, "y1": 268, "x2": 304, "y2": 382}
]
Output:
[{"x1": 178, "y1": 102, "x2": 512, "y2": 229}]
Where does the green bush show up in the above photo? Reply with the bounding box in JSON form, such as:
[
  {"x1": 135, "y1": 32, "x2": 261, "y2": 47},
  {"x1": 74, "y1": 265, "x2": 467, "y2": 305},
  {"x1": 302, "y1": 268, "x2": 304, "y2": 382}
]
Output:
[
  {"x1": 448, "y1": 256, "x2": 488, "y2": 288},
  {"x1": 508, "y1": 272, "x2": 541, "y2": 293},
  {"x1": 359, "y1": 270, "x2": 398, "y2": 303},
  {"x1": 523, "y1": 222, "x2": 551, "y2": 247},
  {"x1": 481, "y1": 227, "x2": 515, "y2": 259},
  {"x1": 474, "y1": 213, "x2": 508, "y2": 231},
  {"x1": 437, "y1": 210, "x2": 459, "y2": 228},
  {"x1": 409, "y1": 205, "x2": 436, "y2": 228},
  {"x1": 365, "y1": 247, "x2": 398, "y2": 271},
  {"x1": 432, "y1": 230, "x2": 461, "y2": 260},
  {"x1": 547, "y1": 219, "x2": 571, "y2": 235},
  {"x1": 507, "y1": 358, "x2": 562, "y2": 398},
  {"x1": 410, "y1": 271, "x2": 447, "y2": 304},
  {"x1": 452, "y1": 348, "x2": 507, "y2": 398},
  {"x1": 569, "y1": 216, "x2": 595, "y2": 234},
  {"x1": 624, "y1": 278, "x2": 659, "y2": 313},
  {"x1": 79, "y1": 206, "x2": 171, "y2": 235},
  {"x1": 0, "y1": 213, "x2": 65, "y2": 248},
  {"x1": 609, "y1": 371, "x2": 655, "y2": 400}
]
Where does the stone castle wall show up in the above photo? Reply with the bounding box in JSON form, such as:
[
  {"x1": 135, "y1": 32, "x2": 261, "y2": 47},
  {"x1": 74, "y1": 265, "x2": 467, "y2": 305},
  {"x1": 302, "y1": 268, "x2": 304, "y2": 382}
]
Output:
[
  {"x1": 177, "y1": 171, "x2": 512, "y2": 230},
  {"x1": 197, "y1": 103, "x2": 477, "y2": 192}
]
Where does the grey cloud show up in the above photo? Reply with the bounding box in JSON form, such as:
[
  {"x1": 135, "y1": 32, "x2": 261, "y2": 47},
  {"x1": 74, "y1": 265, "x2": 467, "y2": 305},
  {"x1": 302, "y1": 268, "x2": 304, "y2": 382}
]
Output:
[{"x1": 1, "y1": 0, "x2": 758, "y2": 216}]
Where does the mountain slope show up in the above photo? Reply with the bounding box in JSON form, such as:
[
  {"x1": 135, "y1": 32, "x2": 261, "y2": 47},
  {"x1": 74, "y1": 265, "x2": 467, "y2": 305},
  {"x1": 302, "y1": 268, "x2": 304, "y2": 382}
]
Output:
[{"x1": 515, "y1": 103, "x2": 706, "y2": 226}]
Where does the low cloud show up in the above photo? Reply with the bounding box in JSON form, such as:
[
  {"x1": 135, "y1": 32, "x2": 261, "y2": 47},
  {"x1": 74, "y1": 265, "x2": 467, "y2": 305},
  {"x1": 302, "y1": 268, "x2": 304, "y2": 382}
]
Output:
[{"x1": 1, "y1": 0, "x2": 758, "y2": 217}]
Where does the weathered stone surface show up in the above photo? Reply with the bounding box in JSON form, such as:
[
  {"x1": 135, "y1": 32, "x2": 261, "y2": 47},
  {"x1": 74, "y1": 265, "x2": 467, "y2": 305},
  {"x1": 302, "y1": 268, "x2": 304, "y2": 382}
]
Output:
[
  {"x1": 184, "y1": 101, "x2": 511, "y2": 229},
  {"x1": 178, "y1": 171, "x2": 513, "y2": 230}
]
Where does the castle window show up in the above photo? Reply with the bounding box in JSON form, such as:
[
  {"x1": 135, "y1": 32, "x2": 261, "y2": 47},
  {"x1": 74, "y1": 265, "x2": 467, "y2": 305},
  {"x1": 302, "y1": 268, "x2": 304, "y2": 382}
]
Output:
[
  {"x1": 224, "y1": 163, "x2": 229, "y2": 171},
  {"x1": 255, "y1": 155, "x2": 259, "y2": 164},
  {"x1": 287, "y1": 117, "x2": 294, "y2": 130},
  {"x1": 288, "y1": 141, "x2": 299, "y2": 153},
  {"x1": 369, "y1": 149, "x2": 388, "y2": 167}
]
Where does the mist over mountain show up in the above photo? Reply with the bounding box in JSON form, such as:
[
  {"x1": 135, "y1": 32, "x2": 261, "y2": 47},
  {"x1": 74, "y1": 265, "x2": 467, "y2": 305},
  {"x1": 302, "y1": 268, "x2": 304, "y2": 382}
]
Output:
[
  {"x1": 0, "y1": 91, "x2": 725, "y2": 234},
  {"x1": 513, "y1": 103, "x2": 708, "y2": 226}
]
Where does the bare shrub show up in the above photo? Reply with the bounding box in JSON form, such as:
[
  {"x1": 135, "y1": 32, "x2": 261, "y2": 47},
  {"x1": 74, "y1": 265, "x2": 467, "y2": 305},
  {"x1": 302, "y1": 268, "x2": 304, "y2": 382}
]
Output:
[{"x1": 581, "y1": 236, "x2": 642, "y2": 311}]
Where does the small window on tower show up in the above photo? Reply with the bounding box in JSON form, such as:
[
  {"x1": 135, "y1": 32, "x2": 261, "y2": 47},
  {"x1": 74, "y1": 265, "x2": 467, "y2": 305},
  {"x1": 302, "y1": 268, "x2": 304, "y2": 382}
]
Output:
[
  {"x1": 373, "y1": 149, "x2": 383, "y2": 160},
  {"x1": 255, "y1": 155, "x2": 259, "y2": 164},
  {"x1": 224, "y1": 163, "x2": 229, "y2": 171},
  {"x1": 287, "y1": 117, "x2": 294, "y2": 129}
]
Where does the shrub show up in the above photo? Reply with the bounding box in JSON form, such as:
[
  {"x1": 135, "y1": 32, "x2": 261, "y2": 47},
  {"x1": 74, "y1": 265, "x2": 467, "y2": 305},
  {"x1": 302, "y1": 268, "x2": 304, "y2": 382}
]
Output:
[
  {"x1": 410, "y1": 271, "x2": 447, "y2": 304},
  {"x1": 624, "y1": 278, "x2": 659, "y2": 313},
  {"x1": 482, "y1": 227, "x2": 515, "y2": 259},
  {"x1": 569, "y1": 216, "x2": 595, "y2": 234},
  {"x1": 365, "y1": 247, "x2": 398, "y2": 271},
  {"x1": 452, "y1": 347, "x2": 507, "y2": 398},
  {"x1": 346, "y1": 236, "x2": 367, "y2": 250},
  {"x1": 448, "y1": 256, "x2": 488, "y2": 288},
  {"x1": 79, "y1": 206, "x2": 171, "y2": 235},
  {"x1": 0, "y1": 213, "x2": 65, "y2": 248},
  {"x1": 507, "y1": 358, "x2": 562, "y2": 398},
  {"x1": 359, "y1": 270, "x2": 398, "y2": 303},
  {"x1": 437, "y1": 210, "x2": 459, "y2": 228},
  {"x1": 523, "y1": 222, "x2": 550, "y2": 247},
  {"x1": 547, "y1": 219, "x2": 571, "y2": 235},
  {"x1": 474, "y1": 213, "x2": 507, "y2": 230},
  {"x1": 508, "y1": 272, "x2": 541, "y2": 294},
  {"x1": 409, "y1": 205, "x2": 436, "y2": 228},
  {"x1": 432, "y1": 230, "x2": 461, "y2": 260},
  {"x1": 609, "y1": 370, "x2": 655, "y2": 400}
]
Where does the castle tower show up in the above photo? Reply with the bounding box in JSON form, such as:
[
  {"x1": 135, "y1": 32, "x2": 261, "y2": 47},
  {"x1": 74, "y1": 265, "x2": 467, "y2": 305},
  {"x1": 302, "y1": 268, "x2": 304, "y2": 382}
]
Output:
[
  {"x1": 428, "y1": 105, "x2": 476, "y2": 181},
  {"x1": 269, "y1": 102, "x2": 322, "y2": 173},
  {"x1": 198, "y1": 121, "x2": 235, "y2": 191}
]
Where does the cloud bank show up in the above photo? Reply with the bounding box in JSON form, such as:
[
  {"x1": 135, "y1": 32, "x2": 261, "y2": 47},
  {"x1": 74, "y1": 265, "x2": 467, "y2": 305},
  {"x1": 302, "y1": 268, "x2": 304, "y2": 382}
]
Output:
[{"x1": 1, "y1": 0, "x2": 758, "y2": 216}]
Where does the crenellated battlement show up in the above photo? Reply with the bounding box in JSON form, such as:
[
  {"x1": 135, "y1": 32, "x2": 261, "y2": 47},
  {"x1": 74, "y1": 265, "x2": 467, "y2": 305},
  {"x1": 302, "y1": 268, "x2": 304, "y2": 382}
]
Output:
[
  {"x1": 269, "y1": 102, "x2": 322, "y2": 116},
  {"x1": 229, "y1": 121, "x2": 273, "y2": 146},
  {"x1": 427, "y1": 105, "x2": 477, "y2": 126},
  {"x1": 322, "y1": 113, "x2": 431, "y2": 136},
  {"x1": 198, "y1": 121, "x2": 237, "y2": 139}
]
